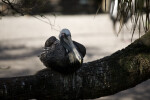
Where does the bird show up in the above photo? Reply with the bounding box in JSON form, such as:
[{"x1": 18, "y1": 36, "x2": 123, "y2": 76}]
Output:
[{"x1": 39, "y1": 28, "x2": 86, "y2": 74}]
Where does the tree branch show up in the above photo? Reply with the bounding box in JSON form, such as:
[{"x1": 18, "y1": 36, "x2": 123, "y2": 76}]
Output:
[{"x1": 0, "y1": 31, "x2": 150, "y2": 100}]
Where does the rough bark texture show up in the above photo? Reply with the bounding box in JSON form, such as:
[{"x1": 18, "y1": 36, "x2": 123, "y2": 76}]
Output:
[{"x1": 0, "y1": 31, "x2": 150, "y2": 100}]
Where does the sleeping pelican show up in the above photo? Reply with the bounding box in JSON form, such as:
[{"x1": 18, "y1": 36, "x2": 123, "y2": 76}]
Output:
[{"x1": 39, "y1": 29, "x2": 86, "y2": 74}]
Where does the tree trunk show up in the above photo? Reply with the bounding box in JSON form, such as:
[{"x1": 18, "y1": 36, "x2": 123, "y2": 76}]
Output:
[{"x1": 0, "y1": 31, "x2": 150, "y2": 100}]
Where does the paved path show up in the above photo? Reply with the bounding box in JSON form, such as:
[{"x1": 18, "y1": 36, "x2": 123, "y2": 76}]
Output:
[{"x1": 0, "y1": 14, "x2": 149, "y2": 100}]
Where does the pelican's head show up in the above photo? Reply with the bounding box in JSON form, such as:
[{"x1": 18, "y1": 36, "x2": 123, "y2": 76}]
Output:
[{"x1": 59, "y1": 28, "x2": 82, "y2": 64}]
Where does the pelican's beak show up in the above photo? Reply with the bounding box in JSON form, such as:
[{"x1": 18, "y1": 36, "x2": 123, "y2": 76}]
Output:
[{"x1": 64, "y1": 36, "x2": 82, "y2": 63}]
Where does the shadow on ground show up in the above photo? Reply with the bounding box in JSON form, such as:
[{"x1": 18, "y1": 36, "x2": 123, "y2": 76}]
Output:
[
  {"x1": 0, "y1": 44, "x2": 43, "y2": 77},
  {"x1": 0, "y1": 44, "x2": 42, "y2": 60}
]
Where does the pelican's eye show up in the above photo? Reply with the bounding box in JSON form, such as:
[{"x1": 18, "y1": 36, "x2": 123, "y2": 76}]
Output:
[{"x1": 62, "y1": 33, "x2": 67, "y2": 38}]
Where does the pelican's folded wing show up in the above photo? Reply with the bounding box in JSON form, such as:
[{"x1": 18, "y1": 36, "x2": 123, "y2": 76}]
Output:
[
  {"x1": 45, "y1": 36, "x2": 57, "y2": 47},
  {"x1": 73, "y1": 41, "x2": 86, "y2": 58}
]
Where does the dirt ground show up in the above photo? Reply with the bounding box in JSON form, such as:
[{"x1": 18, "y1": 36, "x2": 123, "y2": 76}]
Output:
[{"x1": 0, "y1": 14, "x2": 149, "y2": 100}]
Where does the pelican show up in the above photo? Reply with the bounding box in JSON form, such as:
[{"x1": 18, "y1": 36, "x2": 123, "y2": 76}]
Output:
[{"x1": 39, "y1": 29, "x2": 86, "y2": 74}]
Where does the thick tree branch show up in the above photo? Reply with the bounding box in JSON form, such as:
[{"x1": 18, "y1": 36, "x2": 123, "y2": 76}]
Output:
[{"x1": 0, "y1": 31, "x2": 150, "y2": 100}]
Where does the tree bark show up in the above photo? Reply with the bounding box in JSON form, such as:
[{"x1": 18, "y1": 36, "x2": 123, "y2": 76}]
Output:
[{"x1": 0, "y1": 31, "x2": 150, "y2": 100}]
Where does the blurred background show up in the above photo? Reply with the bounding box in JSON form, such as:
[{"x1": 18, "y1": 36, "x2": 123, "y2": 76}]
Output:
[{"x1": 0, "y1": 0, "x2": 150, "y2": 100}]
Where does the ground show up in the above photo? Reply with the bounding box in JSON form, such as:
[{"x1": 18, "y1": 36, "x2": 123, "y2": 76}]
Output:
[{"x1": 0, "y1": 14, "x2": 149, "y2": 100}]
